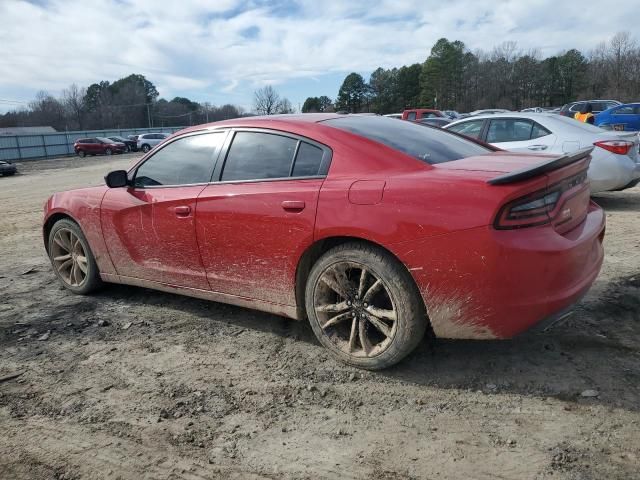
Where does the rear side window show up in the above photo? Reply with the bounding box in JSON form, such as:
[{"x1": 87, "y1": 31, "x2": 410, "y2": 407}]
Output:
[
  {"x1": 406, "y1": 112, "x2": 416, "y2": 120},
  {"x1": 221, "y1": 132, "x2": 297, "y2": 181},
  {"x1": 134, "y1": 132, "x2": 224, "y2": 186},
  {"x1": 531, "y1": 122, "x2": 551, "y2": 139},
  {"x1": 326, "y1": 116, "x2": 490, "y2": 164},
  {"x1": 292, "y1": 142, "x2": 324, "y2": 177}
]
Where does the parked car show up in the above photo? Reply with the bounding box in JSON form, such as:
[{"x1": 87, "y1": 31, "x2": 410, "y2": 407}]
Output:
[
  {"x1": 595, "y1": 103, "x2": 640, "y2": 131},
  {"x1": 558, "y1": 100, "x2": 621, "y2": 118},
  {"x1": 73, "y1": 137, "x2": 127, "y2": 157},
  {"x1": 383, "y1": 113, "x2": 402, "y2": 119},
  {"x1": 521, "y1": 107, "x2": 545, "y2": 113},
  {"x1": 107, "y1": 135, "x2": 137, "y2": 152},
  {"x1": 0, "y1": 160, "x2": 17, "y2": 176},
  {"x1": 137, "y1": 133, "x2": 170, "y2": 153},
  {"x1": 469, "y1": 109, "x2": 511, "y2": 116},
  {"x1": 401, "y1": 109, "x2": 445, "y2": 121},
  {"x1": 444, "y1": 112, "x2": 640, "y2": 192},
  {"x1": 44, "y1": 114, "x2": 605, "y2": 370},
  {"x1": 442, "y1": 110, "x2": 461, "y2": 119},
  {"x1": 418, "y1": 117, "x2": 451, "y2": 128}
]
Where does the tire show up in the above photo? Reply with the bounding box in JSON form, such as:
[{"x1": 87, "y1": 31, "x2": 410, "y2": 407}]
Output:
[
  {"x1": 125, "y1": 145, "x2": 131, "y2": 153},
  {"x1": 48, "y1": 219, "x2": 102, "y2": 295},
  {"x1": 141, "y1": 144, "x2": 151, "y2": 153},
  {"x1": 77, "y1": 150, "x2": 86, "y2": 158},
  {"x1": 105, "y1": 148, "x2": 112, "y2": 156},
  {"x1": 305, "y1": 242, "x2": 427, "y2": 370}
]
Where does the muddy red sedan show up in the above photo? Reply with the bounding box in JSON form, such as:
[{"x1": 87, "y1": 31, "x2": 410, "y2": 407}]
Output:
[{"x1": 43, "y1": 114, "x2": 605, "y2": 369}]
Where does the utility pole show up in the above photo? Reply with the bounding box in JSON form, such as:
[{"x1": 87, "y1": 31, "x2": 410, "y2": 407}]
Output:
[{"x1": 146, "y1": 103, "x2": 152, "y2": 128}]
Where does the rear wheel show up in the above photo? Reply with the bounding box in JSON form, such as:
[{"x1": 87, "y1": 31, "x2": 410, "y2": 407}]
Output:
[
  {"x1": 48, "y1": 219, "x2": 102, "y2": 295},
  {"x1": 305, "y1": 242, "x2": 427, "y2": 370},
  {"x1": 77, "y1": 150, "x2": 86, "y2": 158}
]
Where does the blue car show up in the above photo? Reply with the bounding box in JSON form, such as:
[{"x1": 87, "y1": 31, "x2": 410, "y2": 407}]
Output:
[{"x1": 595, "y1": 103, "x2": 640, "y2": 131}]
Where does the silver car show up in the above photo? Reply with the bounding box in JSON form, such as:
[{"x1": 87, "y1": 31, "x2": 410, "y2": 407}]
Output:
[
  {"x1": 137, "y1": 133, "x2": 170, "y2": 153},
  {"x1": 444, "y1": 113, "x2": 640, "y2": 193}
]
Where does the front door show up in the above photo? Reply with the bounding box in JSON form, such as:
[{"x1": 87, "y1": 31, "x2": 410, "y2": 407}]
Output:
[
  {"x1": 485, "y1": 118, "x2": 557, "y2": 152},
  {"x1": 195, "y1": 130, "x2": 330, "y2": 306},
  {"x1": 101, "y1": 131, "x2": 226, "y2": 289}
]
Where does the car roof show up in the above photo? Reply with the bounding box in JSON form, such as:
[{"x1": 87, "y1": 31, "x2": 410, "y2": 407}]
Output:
[{"x1": 175, "y1": 113, "x2": 351, "y2": 135}]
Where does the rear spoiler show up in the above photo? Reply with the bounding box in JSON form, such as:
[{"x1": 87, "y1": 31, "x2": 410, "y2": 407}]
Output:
[{"x1": 487, "y1": 147, "x2": 593, "y2": 185}]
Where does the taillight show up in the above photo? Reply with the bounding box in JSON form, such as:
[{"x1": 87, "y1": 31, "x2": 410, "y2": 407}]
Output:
[
  {"x1": 494, "y1": 170, "x2": 588, "y2": 230},
  {"x1": 594, "y1": 140, "x2": 633, "y2": 155},
  {"x1": 495, "y1": 189, "x2": 561, "y2": 229}
]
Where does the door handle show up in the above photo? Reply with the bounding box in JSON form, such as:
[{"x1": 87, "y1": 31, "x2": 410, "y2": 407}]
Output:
[
  {"x1": 174, "y1": 205, "x2": 191, "y2": 216},
  {"x1": 281, "y1": 200, "x2": 305, "y2": 212},
  {"x1": 527, "y1": 145, "x2": 548, "y2": 151}
]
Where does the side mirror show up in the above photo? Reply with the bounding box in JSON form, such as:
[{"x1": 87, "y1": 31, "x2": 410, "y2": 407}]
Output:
[{"x1": 105, "y1": 170, "x2": 129, "y2": 188}]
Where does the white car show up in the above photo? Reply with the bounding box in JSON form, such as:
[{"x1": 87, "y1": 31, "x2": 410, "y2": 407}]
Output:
[
  {"x1": 137, "y1": 133, "x2": 170, "y2": 153},
  {"x1": 444, "y1": 113, "x2": 640, "y2": 193}
]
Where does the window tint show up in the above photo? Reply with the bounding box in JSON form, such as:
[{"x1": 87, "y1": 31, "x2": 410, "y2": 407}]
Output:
[
  {"x1": 326, "y1": 116, "x2": 490, "y2": 164},
  {"x1": 292, "y1": 142, "x2": 324, "y2": 177},
  {"x1": 531, "y1": 122, "x2": 551, "y2": 139},
  {"x1": 407, "y1": 112, "x2": 416, "y2": 120},
  {"x1": 221, "y1": 132, "x2": 297, "y2": 181},
  {"x1": 134, "y1": 132, "x2": 223, "y2": 187},
  {"x1": 487, "y1": 119, "x2": 534, "y2": 143},
  {"x1": 614, "y1": 106, "x2": 635, "y2": 114},
  {"x1": 447, "y1": 120, "x2": 485, "y2": 139}
]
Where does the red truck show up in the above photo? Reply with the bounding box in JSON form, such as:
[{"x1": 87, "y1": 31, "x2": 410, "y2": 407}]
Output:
[{"x1": 402, "y1": 109, "x2": 445, "y2": 121}]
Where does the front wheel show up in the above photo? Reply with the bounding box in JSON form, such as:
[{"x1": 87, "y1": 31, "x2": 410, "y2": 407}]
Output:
[
  {"x1": 141, "y1": 144, "x2": 151, "y2": 153},
  {"x1": 305, "y1": 243, "x2": 427, "y2": 370},
  {"x1": 77, "y1": 150, "x2": 86, "y2": 158},
  {"x1": 48, "y1": 219, "x2": 102, "y2": 295},
  {"x1": 105, "y1": 148, "x2": 112, "y2": 156}
]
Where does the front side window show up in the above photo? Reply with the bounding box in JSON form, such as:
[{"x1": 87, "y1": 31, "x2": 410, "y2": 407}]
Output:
[
  {"x1": 447, "y1": 119, "x2": 485, "y2": 139},
  {"x1": 221, "y1": 132, "x2": 297, "y2": 181},
  {"x1": 134, "y1": 132, "x2": 224, "y2": 187},
  {"x1": 487, "y1": 119, "x2": 535, "y2": 143},
  {"x1": 326, "y1": 116, "x2": 491, "y2": 164}
]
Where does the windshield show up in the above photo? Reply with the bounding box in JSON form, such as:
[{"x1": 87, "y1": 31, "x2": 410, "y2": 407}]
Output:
[
  {"x1": 325, "y1": 116, "x2": 491, "y2": 164},
  {"x1": 109, "y1": 136, "x2": 125, "y2": 141},
  {"x1": 97, "y1": 137, "x2": 115, "y2": 143}
]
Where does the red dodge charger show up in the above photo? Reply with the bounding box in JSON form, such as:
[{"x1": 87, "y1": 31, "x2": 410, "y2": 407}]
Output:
[{"x1": 43, "y1": 114, "x2": 605, "y2": 369}]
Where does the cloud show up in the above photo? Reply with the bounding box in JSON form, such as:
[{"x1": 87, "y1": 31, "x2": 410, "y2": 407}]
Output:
[{"x1": 0, "y1": 0, "x2": 638, "y2": 111}]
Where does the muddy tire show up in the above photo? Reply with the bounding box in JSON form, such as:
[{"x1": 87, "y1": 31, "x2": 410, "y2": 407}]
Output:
[
  {"x1": 305, "y1": 242, "x2": 427, "y2": 370},
  {"x1": 48, "y1": 219, "x2": 102, "y2": 295}
]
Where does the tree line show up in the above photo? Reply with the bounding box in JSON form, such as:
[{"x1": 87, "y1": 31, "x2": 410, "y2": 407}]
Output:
[
  {"x1": 305, "y1": 31, "x2": 640, "y2": 114},
  {"x1": 0, "y1": 74, "x2": 246, "y2": 131}
]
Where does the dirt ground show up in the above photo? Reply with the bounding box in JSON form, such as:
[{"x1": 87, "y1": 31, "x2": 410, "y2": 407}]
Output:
[{"x1": 0, "y1": 154, "x2": 639, "y2": 480}]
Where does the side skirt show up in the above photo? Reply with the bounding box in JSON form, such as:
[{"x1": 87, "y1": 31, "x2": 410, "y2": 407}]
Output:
[{"x1": 100, "y1": 273, "x2": 300, "y2": 320}]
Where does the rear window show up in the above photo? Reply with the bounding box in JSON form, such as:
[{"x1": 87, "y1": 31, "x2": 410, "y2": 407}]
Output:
[{"x1": 325, "y1": 116, "x2": 491, "y2": 164}]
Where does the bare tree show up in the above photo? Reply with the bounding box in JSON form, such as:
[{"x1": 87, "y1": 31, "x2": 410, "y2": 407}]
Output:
[
  {"x1": 62, "y1": 83, "x2": 86, "y2": 130},
  {"x1": 277, "y1": 98, "x2": 294, "y2": 114},
  {"x1": 254, "y1": 85, "x2": 282, "y2": 115}
]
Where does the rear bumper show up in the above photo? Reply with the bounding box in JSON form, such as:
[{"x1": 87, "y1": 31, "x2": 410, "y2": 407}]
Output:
[
  {"x1": 589, "y1": 149, "x2": 640, "y2": 193},
  {"x1": 391, "y1": 204, "x2": 605, "y2": 339}
]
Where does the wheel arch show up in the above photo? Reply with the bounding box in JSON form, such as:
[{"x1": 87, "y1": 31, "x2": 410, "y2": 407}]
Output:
[
  {"x1": 43, "y1": 212, "x2": 79, "y2": 253},
  {"x1": 294, "y1": 235, "x2": 428, "y2": 323}
]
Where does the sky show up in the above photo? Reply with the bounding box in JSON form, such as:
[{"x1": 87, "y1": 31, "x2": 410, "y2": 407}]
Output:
[{"x1": 0, "y1": 0, "x2": 637, "y2": 113}]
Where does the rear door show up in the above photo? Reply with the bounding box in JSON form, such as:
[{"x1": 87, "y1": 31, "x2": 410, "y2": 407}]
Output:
[
  {"x1": 485, "y1": 118, "x2": 557, "y2": 152},
  {"x1": 195, "y1": 130, "x2": 331, "y2": 306}
]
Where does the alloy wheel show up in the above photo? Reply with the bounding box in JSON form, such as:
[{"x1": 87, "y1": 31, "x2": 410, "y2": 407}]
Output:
[
  {"x1": 313, "y1": 261, "x2": 397, "y2": 357},
  {"x1": 51, "y1": 228, "x2": 88, "y2": 287}
]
